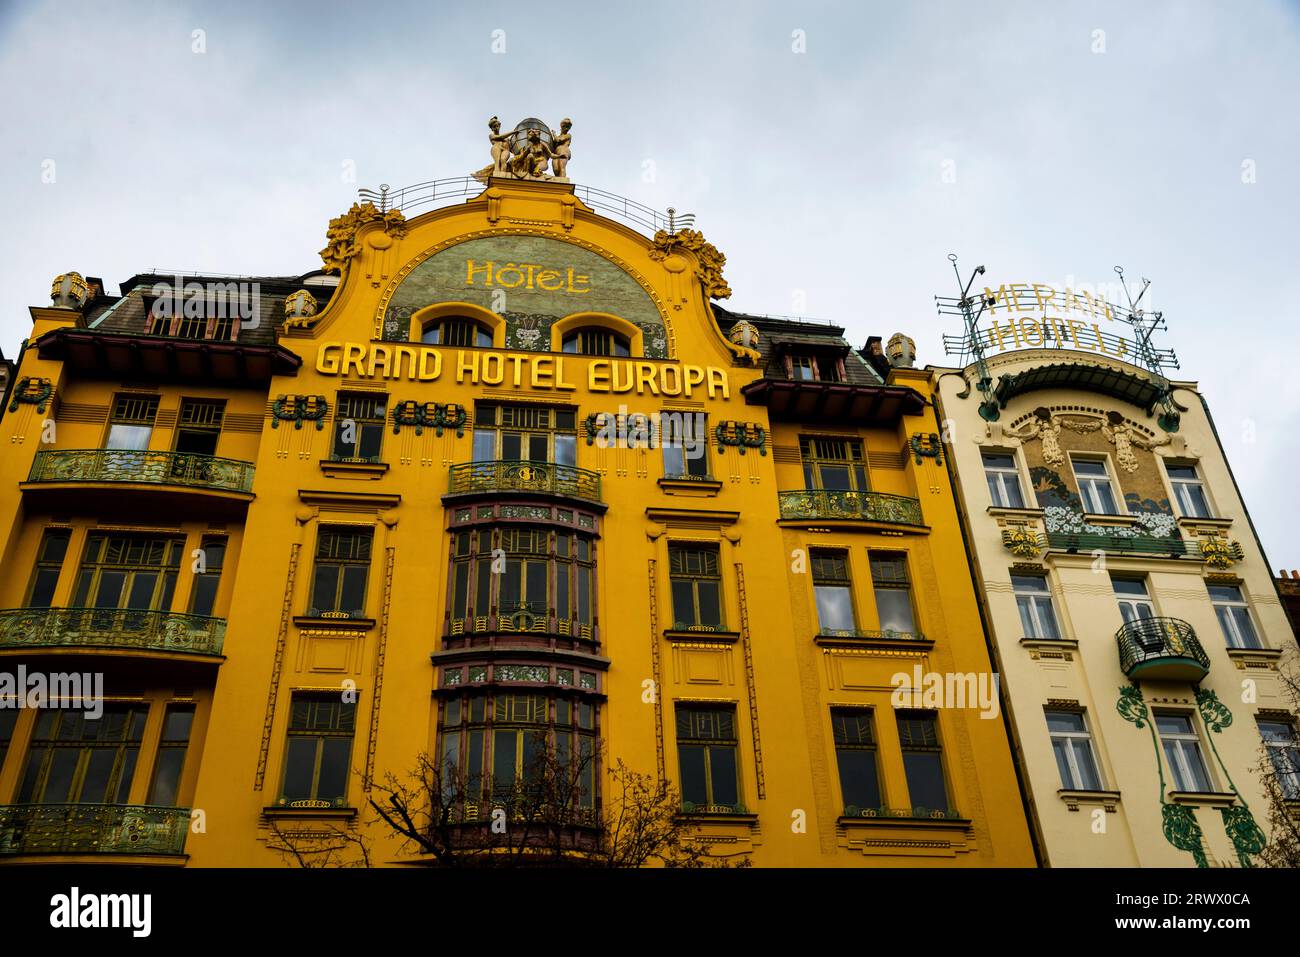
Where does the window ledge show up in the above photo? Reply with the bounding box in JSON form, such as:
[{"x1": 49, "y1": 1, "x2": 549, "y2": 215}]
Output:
[
  {"x1": 1020, "y1": 637, "x2": 1079, "y2": 652},
  {"x1": 1225, "y1": 646, "x2": 1282, "y2": 668},
  {"x1": 664, "y1": 628, "x2": 740, "y2": 644},
  {"x1": 1058, "y1": 789, "x2": 1121, "y2": 812},
  {"x1": 658, "y1": 476, "x2": 723, "y2": 496},
  {"x1": 320, "y1": 459, "x2": 389, "y2": 480},
  {"x1": 1177, "y1": 515, "x2": 1233, "y2": 531},
  {"x1": 675, "y1": 811, "x2": 758, "y2": 826},
  {"x1": 294, "y1": 615, "x2": 376, "y2": 631},
  {"x1": 1168, "y1": 790, "x2": 1237, "y2": 809},
  {"x1": 987, "y1": 505, "x2": 1044, "y2": 520},
  {"x1": 815, "y1": 632, "x2": 933, "y2": 651},
  {"x1": 837, "y1": 812, "x2": 971, "y2": 831},
  {"x1": 263, "y1": 805, "x2": 358, "y2": 819}
]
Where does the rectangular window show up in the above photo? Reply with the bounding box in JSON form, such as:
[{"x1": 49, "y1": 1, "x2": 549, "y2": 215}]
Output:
[
  {"x1": 106, "y1": 394, "x2": 159, "y2": 451},
  {"x1": 18, "y1": 705, "x2": 148, "y2": 804},
  {"x1": 147, "y1": 704, "x2": 195, "y2": 806},
  {"x1": 791, "y1": 355, "x2": 816, "y2": 380},
  {"x1": 174, "y1": 399, "x2": 225, "y2": 457},
  {"x1": 189, "y1": 537, "x2": 226, "y2": 617},
  {"x1": 1208, "y1": 584, "x2": 1261, "y2": 649},
  {"x1": 473, "y1": 403, "x2": 577, "y2": 466},
  {"x1": 70, "y1": 533, "x2": 184, "y2": 615},
  {"x1": 280, "y1": 695, "x2": 356, "y2": 806},
  {"x1": 1012, "y1": 575, "x2": 1061, "y2": 640},
  {"x1": 332, "y1": 393, "x2": 387, "y2": 462},
  {"x1": 309, "y1": 527, "x2": 373, "y2": 618},
  {"x1": 175, "y1": 315, "x2": 207, "y2": 340},
  {"x1": 668, "y1": 545, "x2": 723, "y2": 630},
  {"x1": 800, "y1": 436, "x2": 868, "y2": 492},
  {"x1": 1157, "y1": 714, "x2": 1213, "y2": 792},
  {"x1": 1046, "y1": 711, "x2": 1103, "y2": 790},
  {"x1": 896, "y1": 712, "x2": 949, "y2": 814},
  {"x1": 661, "y1": 412, "x2": 710, "y2": 479},
  {"x1": 870, "y1": 552, "x2": 916, "y2": 637},
  {"x1": 489, "y1": 693, "x2": 548, "y2": 800},
  {"x1": 1072, "y1": 458, "x2": 1119, "y2": 514},
  {"x1": 831, "y1": 709, "x2": 881, "y2": 812},
  {"x1": 983, "y1": 452, "x2": 1025, "y2": 508},
  {"x1": 811, "y1": 550, "x2": 856, "y2": 634},
  {"x1": 26, "y1": 528, "x2": 71, "y2": 608},
  {"x1": 1166, "y1": 464, "x2": 1212, "y2": 518},
  {"x1": 1259, "y1": 719, "x2": 1300, "y2": 800},
  {"x1": 1112, "y1": 576, "x2": 1155, "y2": 624},
  {"x1": 675, "y1": 705, "x2": 740, "y2": 811}
]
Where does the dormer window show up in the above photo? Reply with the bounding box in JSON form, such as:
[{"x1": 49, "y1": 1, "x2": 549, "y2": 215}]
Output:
[
  {"x1": 422, "y1": 317, "x2": 492, "y2": 347},
  {"x1": 784, "y1": 351, "x2": 843, "y2": 382},
  {"x1": 141, "y1": 299, "x2": 240, "y2": 341},
  {"x1": 562, "y1": 328, "x2": 630, "y2": 357}
]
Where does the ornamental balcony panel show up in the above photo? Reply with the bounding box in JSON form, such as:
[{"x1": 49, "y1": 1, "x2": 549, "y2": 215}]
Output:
[
  {"x1": 0, "y1": 607, "x2": 226, "y2": 657},
  {"x1": 1044, "y1": 530, "x2": 1197, "y2": 558},
  {"x1": 0, "y1": 803, "x2": 190, "y2": 856},
  {"x1": 777, "y1": 489, "x2": 923, "y2": 526},
  {"x1": 1116, "y1": 617, "x2": 1210, "y2": 682},
  {"x1": 447, "y1": 460, "x2": 602, "y2": 504},
  {"x1": 28, "y1": 449, "x2": 255, "y2": 494}
]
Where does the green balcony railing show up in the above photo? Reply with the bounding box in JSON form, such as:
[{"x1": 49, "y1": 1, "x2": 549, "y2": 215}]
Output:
[
  {"x1": 1116, "y1": 617, "x2": 1210, "y2": 682},
  {"x1": 0, "y1": 804, "x2": 190, "y2": 856},
  {"x1": 778, "y1": 489, "x2": 924, "y2": 526},
  {"x1": 1044, "y1": 531, "x2": 1195, "y2": 558},
  {"x1": 448, "y1": 460, "x2": 602, "y2": 503},
  {"x1": 28, "y1": 449, "x2": 255, "y2": 494},
  {"x1": 0, "y1": 607, "x2": 226, "y2": 656},
  {"x1": 818, "y1": 627, "x2": 928, "y2": 642}
]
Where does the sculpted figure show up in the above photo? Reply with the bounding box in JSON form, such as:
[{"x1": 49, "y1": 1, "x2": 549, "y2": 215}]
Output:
[
  {"x1": 472, "y1": 116, "x2": 515, "y2": 183},
  {"x1": 551, "y1": 118, "x2": 573, "y2": 179},
  {"x1": 508, "y1": 128, "x2": 553, "y2": 178}
]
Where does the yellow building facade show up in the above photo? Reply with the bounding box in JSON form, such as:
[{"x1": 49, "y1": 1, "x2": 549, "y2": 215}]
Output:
[
  {"x1": 932, "y1": 272, "x2": 1299, "y2": 866},
  {"x1": 0, "y1": 126, "x2": 1033, "y2": 866}
]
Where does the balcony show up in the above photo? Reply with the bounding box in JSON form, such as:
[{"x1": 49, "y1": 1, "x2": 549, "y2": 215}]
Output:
[
  {"x1": 1116, "y1": 617, "x2": 1210, "y2": 682},
  {"x1": 1044, "y1": 531, "x2": 1196, "y2": 558},
  {"x1": 0, "y1": 607, "x2": 225, "y2": 658},
  {"x1": 0, "y1": 804, "x2": 189, "y2": 857},
  {"x1": 777, "y1": 489, "x2": 923, "y2": 527},
  {"x1": 447, "y1": 460, "x2": 602, "y2": 505},
  {"x1": 23, "y1": 450, "x2": 255, "y2": 517}
]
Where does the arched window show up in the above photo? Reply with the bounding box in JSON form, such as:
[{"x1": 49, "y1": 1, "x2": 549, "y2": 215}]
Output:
[
  {"x1": 423, "y1": 316, "x2": 492, "y2": 347},
  {"x1": 561, "y1": 328, "x2": 630, "y2": 357}
]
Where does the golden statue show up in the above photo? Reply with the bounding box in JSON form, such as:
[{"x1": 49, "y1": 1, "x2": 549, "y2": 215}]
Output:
[
  {"x1": 507, "y1": 128, "x2": 554, "y2": 179},
  {"x1": 472, "y1": 116, "x2": 515, "y2": 184},
  {"x1": 551, "y1": 118, "x2": 573, "y2": 181}
]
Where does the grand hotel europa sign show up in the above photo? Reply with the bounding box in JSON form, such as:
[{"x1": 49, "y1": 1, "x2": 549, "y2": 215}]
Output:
[{"x1": 936, "y1": 257, "x2": 1182, "y2": 429}]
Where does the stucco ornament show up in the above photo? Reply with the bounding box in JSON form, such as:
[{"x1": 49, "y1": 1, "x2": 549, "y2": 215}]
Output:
[
  {"x1": 650, "y1": 228, "x2": 732, "y2": 300},
  {"x1": 550, "y1": 118, "x2": 573, "y2": 181},
  {"x1": 887, "y1": 332, "x2": 917, "y2": 368},
  {"x1": 319, "y1": 202, "x2": 407, "y2": 275},
  {"x1": 281, "y1": 289, "x2": 319, "y2": 331},
  {"x1": 1100, "y1": 411, "x2": 1159, "y2": 472},
  {"x1": 50, "y1": 271, "x2": 91, "y2": 310},
  {"x1": 1007, "y1": 408, "x2": 1064, "y2": 468},
  {"x1": 474, "y1": 117, "x2": 570, "y2": 183}
]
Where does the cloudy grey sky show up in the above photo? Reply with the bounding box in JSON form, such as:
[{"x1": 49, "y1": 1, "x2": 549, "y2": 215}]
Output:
[{"x1": 1, "y1": 0, "x2": 1296, "y2": 565}]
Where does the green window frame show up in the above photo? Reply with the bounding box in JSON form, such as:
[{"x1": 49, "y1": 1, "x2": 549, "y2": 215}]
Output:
[
  {"x1": 472, "y1": 403, "x2": 577, "y2": 467},
  {"x1": 18, "y1": 705, "x2": 148, "y2": 805},
  {"x1": 26, "y1": 528, "x2": 71, "y2": 608},
  {"x1": 896, "y1": 711, "x2": 950, "y2": 814},
  {"x1": 309, "y1": 527, "x2": 373, "y2": 619},
  {"x1": 675, "y1": 704, "x2": 741, "y2": 812},
  {"x1": 668, "y1": 545, "x2": 723, "y2": 630},
  {"x1": 279, "y1": 695, "x2": 357, "y2": 807},
  {"x1": 800, "y1": 436, "x2": 868, "y2": 492},
  {"x1": 147, "y1": 704, "x2": 195, "y2": 806},
  {"x1": 332, "y1": 392, "x2": 388, "y2": 463},
  {"x1": 70, "y1": 533, "x2": 184, "y2": 614},
  {"x1": 832, "y1": 708, "x2": 881, "y2": 812},
  {"x1": 188, "y1": 536, "x2": 227, "y2": 617}
]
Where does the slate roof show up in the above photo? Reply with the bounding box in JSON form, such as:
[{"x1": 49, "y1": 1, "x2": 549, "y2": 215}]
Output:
[{"x1": 710, "y1": 303, "x2": 886, "y2": 385}]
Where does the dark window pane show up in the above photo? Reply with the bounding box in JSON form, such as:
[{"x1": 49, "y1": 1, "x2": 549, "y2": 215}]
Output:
[
  {"x1": 282, "y1": 737, "x2": 317, "y2": 802},
  {"x1": 696, "y1": 582, "x2": 721, "y2": 627},
  {"x1": 708, "y1": 747, "x2": 739, "y2": 806},
  {"x1": 80, "y1": 748, "x2": 117, "y2": 803},
  {"x1": 149, "y1": 750, "x2": 186, "y2": 805},
  {"x1": 311, "y1": 565, "x2": 339, "y2": 614},
  {"x1": 902, "y1": 752, "x2": 948, "y2": 812},
  {"x1": 836, "y1": 749, "x2": 881, "y2": 809},
  {"x1": 316, "y1": 737, "x2": 351, "y2": 802},
  {"x1": 679, "y1": 745, "x2": 707, "y2": 805}
]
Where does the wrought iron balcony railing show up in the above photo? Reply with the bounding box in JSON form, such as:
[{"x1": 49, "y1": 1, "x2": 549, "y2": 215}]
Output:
[
  {"x1": 843, "y1": 805, "x2": 964, "y2": 821},
  {"x1": 0, "y1": 804, "x2": 190, "y2": 856},
  {"x1": 1044, "y1": 531, "x2": 1196, "y2": 558},
  {"x1": 448, "y1": 460, "x2": 602, "y2": 503},
  {"x1": 1116, "y1": 617, "x2": 1210, "y2": 682},
  {"x1": 0, "y1": 607, "x2": 226, "y2": 656},
  {"x1": 817, "y1": 627, "x2": 928, "y2": 643},
  {"x1": 448, "y1": 601, "x2": 594, "y2": 642},
  {"x1": 778, "y1": 489, "x2": 924, "y2": 526},
  {"x1": 28, "y1": 449, "x2": 255, "y2": 494}
]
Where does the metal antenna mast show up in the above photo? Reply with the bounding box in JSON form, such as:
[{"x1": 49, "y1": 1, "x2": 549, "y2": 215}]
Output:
[{"x1": 942, "y1": 254, "x2": 1001, "y2": 422}]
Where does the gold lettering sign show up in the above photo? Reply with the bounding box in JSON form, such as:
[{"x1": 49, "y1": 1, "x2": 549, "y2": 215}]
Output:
[
  {"x1": 465, "y1": 259, "x2": 590, "y2": 294},
  {"x1": 977, "y1": 282, "x2": 1128, "y2": 358},
  {"x1": 315, "y1": 342, "x2": 730, "y2": 399}
]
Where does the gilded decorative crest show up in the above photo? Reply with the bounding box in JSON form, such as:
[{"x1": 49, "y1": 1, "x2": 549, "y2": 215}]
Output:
[
  {"x1": 50, "y1": 271, "x2": 90, "y2": 310},
  {"x1": 650, "y1": 228, "x2": 732, "y2": 300},
  {"x1": 318, "y1": 202, "x2": 407, "y2": 275},
  {"x1": 281, "y1": 289, "x2": 319, "y2": 331}
]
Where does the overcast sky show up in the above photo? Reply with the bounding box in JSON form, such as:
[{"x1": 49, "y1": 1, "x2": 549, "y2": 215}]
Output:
[{"x1": 1, "y1": 0, "x2": 1296, "y2": 566}]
